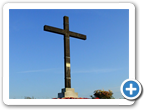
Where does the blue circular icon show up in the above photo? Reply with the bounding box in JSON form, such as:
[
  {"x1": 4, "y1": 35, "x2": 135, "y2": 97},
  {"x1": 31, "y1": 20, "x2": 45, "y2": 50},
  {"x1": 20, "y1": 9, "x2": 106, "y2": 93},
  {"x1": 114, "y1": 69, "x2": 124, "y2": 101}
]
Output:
[
  {"x1": 121, "y1": 79, "x2": 142, "y2": 100},
  {"x1": 123, "y1": 81, "x2": 139, "y2": 97}
]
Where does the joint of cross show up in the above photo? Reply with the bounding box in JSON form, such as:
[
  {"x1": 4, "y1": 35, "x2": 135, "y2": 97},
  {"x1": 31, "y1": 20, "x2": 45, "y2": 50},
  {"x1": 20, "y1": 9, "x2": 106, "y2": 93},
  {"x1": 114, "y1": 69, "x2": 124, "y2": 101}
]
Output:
[
  {"x1": 64, "y1": 37, "x2": 69, "y2": 39},
  {"x1": 65, "y1": 77, "x2": 71, "y2": 79},
  {"x1": 64, "y1": 22, "x2": 69, "y2": 24},
  {"x1": 65, "y1": 56, "x2": 70, "y2": 58}
]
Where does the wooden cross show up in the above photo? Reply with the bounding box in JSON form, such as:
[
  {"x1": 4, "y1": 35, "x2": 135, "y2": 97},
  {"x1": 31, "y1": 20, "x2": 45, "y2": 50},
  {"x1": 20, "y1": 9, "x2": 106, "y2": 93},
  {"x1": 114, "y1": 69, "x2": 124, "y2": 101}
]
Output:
[{"x1": 44, "y1": 16, "x2": 86, "y2": 88}]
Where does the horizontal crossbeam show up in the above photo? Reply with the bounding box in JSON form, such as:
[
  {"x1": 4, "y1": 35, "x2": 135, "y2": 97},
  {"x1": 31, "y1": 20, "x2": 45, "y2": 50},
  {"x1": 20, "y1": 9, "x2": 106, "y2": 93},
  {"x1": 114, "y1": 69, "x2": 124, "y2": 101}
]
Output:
[{"x1": 44, "y1": 25, "x2": 86, "y2": 40}]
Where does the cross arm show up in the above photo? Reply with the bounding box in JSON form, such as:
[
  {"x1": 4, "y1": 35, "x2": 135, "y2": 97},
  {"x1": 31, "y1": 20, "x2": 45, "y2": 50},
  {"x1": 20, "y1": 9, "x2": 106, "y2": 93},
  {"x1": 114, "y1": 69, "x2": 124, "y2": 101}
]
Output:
[
  {"x1": 69, "y1": 31, "x2": 86, "y2": 40},
  {"x1": 44, "y1": 25, "x2": 65, "y2": 35}
]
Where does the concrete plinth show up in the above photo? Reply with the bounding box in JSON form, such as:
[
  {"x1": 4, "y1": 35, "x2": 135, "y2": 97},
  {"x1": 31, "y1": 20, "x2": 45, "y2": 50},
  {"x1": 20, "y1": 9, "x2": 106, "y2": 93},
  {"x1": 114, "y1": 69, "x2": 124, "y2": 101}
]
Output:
[{"x1": 58, "y1": 88, "x2": 78, "y2": 98}]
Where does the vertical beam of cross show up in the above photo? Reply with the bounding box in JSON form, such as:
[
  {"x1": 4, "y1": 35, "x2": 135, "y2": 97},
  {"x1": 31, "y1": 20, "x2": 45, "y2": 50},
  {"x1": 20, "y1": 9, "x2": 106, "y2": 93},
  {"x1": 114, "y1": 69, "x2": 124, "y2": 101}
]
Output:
[{"x1": 64, "y1": 16, "x2": 71, "y2": 88}]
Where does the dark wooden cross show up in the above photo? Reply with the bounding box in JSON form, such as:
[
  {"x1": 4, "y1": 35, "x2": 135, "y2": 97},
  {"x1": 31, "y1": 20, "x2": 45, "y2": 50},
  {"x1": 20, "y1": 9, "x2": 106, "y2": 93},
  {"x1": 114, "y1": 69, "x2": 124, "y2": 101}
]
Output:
[{"x1": 44, "y1": 16, "x2": 86, "y2": 88}]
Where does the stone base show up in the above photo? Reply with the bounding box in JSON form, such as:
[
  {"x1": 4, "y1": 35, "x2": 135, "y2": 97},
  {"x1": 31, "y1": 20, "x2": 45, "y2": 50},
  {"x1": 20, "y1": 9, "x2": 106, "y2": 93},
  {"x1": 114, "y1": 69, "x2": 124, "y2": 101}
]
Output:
[{"x1": 58, "y1": 88, "x2": 78, "y2": 98}]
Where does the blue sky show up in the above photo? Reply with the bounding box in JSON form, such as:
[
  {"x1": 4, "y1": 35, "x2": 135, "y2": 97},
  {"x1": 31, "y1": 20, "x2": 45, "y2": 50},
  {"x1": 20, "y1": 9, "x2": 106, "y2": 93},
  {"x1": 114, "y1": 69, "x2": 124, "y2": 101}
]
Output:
[{"x1": 9, "y1": 9, "x2": 129, "y2": 99}]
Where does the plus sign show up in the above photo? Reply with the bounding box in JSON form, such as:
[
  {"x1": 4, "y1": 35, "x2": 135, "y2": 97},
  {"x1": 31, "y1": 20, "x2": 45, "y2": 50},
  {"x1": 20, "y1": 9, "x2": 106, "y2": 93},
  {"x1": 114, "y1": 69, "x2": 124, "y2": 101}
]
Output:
[{"x1": 126, "y1": 83, "x2": 137, "y2": 95}]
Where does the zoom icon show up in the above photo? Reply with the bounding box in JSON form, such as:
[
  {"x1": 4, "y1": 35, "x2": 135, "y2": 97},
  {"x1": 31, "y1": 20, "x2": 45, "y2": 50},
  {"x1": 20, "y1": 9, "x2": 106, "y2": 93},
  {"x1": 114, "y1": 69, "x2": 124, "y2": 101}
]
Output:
[{"x1": 121, "y1": 79, "x2": 142, "y2": 100}]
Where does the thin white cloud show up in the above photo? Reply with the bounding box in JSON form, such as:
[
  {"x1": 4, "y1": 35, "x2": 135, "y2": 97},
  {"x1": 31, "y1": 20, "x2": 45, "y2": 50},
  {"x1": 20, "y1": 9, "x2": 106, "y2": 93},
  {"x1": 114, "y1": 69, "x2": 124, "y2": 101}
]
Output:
[
  {"x1": 17, "y1": 68, "x2": 121, "y2": 74},
  {"x1": 17, "y1": 68, "x2": 61, "y2": 73}
]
